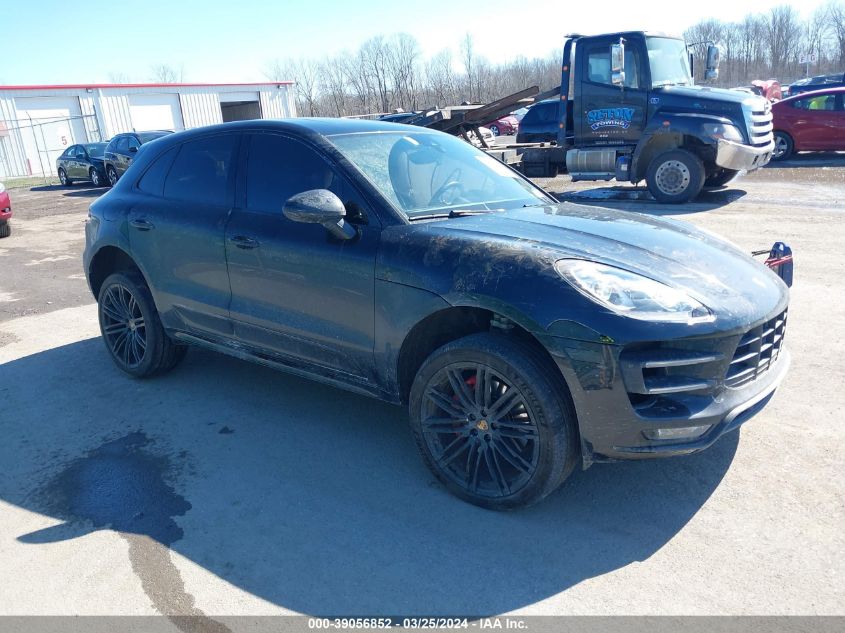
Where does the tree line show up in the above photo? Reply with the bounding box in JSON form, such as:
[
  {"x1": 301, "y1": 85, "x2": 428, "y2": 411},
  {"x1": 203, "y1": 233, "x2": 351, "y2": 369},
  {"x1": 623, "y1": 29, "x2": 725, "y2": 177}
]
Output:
[{"x1": 685, "y1": 1, "x2": 845, "y2": 86}]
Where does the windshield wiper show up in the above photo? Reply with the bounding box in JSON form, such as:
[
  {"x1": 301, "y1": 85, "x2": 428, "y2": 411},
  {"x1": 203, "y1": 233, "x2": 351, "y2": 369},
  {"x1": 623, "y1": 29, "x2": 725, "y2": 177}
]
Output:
[{"x1": 407, "y1": 208, "x2": 503, "y2": 222}]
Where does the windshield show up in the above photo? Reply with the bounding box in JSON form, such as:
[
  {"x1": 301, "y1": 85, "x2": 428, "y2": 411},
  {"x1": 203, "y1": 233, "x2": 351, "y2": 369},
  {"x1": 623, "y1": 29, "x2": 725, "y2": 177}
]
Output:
[
  {"x1": 327, "y1": 131, "x2": 551, "y2": 219},
  {"x1": 647, "y1": 37, "x2": 693, "y2": 88},
  {"x1": 84, "y1": 143, "x2": 107, "y2": 158}
]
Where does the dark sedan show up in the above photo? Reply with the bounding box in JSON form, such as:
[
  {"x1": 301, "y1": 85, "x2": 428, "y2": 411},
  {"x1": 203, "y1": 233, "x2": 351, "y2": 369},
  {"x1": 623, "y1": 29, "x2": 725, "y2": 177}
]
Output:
[
  {"x1": 103, "y1": 130, "x2": 172, "y2": 186},
  {"x1": 84, "y1": 119, "x2": 790, "y2": 509},
  {"x1": 56, "y1": 143, "x2": 109, "y2": 187}
]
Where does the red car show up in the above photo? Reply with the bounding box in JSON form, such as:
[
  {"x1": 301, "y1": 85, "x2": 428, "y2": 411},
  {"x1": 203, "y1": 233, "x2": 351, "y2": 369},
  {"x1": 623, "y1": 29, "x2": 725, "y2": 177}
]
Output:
[
  {"x1": 0, "y1": 183, "x2": 10, "y2": 238},
  {"x1": 485, "y1": 115, "x2": 519, "y2": 136},
  {"x1": 771, "y1": 87, "x2": 845, "y2": 161}
]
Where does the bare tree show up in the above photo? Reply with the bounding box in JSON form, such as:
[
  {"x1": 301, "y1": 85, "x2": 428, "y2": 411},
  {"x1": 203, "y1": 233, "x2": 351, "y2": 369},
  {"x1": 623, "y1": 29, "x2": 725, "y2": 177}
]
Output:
[
  {"x1": 266, "y1": 58, "x2": 320, "y2": 116},
  {"x1": 149, "y1": 64, "x2": 185, "y2": 83},
  {"x1": 107, "y1": 71, "x2": 132, "y2": 84},
  {"x1": 829, "y1": 1, "x2": 845, "y2": 66},
  {"x1": 425, "y1": 49, "x2": 456, "y2": 107},
  {"x1": 386, "y1": 33, "x2": 421, "y2": 111},
  {"x1": 460, "y1": 32, "x2": 477, "y2": 102}
]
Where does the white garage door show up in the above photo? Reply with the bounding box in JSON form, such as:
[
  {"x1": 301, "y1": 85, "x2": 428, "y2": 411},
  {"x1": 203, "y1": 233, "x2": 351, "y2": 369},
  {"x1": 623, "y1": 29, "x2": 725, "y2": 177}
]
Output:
[
  {"x1": 128, "y1": 94, "x2": 185, "y2": 132},
  {"x1": 15, "y1": 96, "x2": 89, "y2": 176}
]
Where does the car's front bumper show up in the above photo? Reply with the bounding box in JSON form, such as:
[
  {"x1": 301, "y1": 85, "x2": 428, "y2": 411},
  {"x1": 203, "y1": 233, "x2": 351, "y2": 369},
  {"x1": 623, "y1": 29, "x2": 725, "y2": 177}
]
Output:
[
  {"x1": 542, "y1": 308, "x2": 789, "y2": 465},
  {"x1": 716, "y1": 138, "x2": 774, "y2": 171}
]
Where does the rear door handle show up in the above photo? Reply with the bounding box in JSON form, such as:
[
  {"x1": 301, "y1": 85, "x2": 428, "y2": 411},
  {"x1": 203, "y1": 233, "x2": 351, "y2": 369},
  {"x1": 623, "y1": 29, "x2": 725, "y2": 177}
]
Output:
[
  {"x1": 229, "y1": 235, "x2": 259, "y2": 249},
  {"x1": 129, "y1": 218, "x2": 154, "y2": 231}
]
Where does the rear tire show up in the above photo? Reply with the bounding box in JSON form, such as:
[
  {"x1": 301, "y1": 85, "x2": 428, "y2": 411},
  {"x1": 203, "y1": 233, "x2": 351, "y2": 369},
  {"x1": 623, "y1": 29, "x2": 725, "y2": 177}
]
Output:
[
  {"x1": 97, "y1": 271, "x2": 188, "y2": 378},
  {"x1": 704, "y1": 168, "x2": 739, "y2": 188},
  {"x1": 0, "y1": 222, "x2": 10, "y2": 238},
  {"x1": 409, "y1": 332, "x2": 578, "y2": 510},
  {"x1": 107, "y1": 165, "x2": 119, "y2": 187},
  {"x1": 772, "y1": 131, "x2": 794, "y2": 161},
  {"x1": 58, "y1": 168, "x2": 72, "y2": 186},
  {"x1": 646, "y1": 148, "x2": 705, "y2": 204}
]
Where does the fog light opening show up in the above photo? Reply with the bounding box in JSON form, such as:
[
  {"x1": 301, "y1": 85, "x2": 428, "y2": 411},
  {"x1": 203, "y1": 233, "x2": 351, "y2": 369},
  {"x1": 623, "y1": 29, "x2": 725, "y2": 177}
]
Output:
[{"x1": 643, "y1": 425, "x2": 712, "y2": 441}]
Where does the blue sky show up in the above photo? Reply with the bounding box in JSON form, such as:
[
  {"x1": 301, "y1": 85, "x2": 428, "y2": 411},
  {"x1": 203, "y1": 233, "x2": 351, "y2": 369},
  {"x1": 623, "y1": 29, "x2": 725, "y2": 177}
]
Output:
[{"x1": 1, "y1": 0, "x2": 828, "y2": 85}]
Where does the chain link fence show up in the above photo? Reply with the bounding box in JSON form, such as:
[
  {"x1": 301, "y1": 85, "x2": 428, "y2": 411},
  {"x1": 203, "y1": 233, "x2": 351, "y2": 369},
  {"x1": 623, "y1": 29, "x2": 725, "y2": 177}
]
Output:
[{"x1": 0, "y1": 113, "x2": 102, "y2": 181}]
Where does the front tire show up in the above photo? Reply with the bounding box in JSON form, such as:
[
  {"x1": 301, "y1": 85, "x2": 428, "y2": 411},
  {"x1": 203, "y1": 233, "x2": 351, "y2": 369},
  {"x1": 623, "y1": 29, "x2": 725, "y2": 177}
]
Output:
[
  {"x1": 489, "y1": 124, "x2": 500, "y2": 136},
  {"x1": 772, "y1": 131, "x2": 794, "y2": 161},
  {"x1": 89, "y1": 167, "x2": 102, "y2": 187},
  {"x1": 0, "y1": 222, "x2": 10, "y2": 238},
  {"x1": 409, "y1": 333, "x2": 578, "y2": 510},
  {"x1": 97, "y1": 271, "x2": 187, "y2": 378},
  {"x1": 646, "y1": 149, "x2": 705, "y2": 204}
]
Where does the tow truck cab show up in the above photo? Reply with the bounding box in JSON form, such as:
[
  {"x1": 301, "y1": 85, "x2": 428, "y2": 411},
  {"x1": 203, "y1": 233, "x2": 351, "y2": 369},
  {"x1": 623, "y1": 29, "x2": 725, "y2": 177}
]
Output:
[{"x1": 525, "y1": 31, "x2": 775, "y2": 203}]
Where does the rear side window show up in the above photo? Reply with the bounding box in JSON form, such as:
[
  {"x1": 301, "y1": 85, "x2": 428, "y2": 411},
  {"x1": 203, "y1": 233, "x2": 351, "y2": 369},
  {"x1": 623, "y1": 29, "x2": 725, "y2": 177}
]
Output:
[
  {"x1": 137, "y1": 147, "x2": 178, "y2": 197},
  {"x1": 163, "y1": 134, "x2": 238, "y2": 206}
]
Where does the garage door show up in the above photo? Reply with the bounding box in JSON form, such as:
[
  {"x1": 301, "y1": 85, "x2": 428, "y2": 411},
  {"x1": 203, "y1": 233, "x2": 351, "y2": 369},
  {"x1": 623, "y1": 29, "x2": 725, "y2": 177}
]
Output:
[
  {"x1": 15, "y1": 96, "x2": 89, "y2": 176},
  {"x1": 128, "y1": 94, "x2": 185, "y2": 132}
]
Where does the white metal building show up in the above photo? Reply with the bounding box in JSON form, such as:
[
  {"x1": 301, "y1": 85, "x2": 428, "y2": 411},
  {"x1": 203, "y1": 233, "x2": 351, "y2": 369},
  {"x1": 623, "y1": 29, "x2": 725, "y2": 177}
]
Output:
[{"x1": 0, "y1": 82, "x2": 296, "y2": 178}]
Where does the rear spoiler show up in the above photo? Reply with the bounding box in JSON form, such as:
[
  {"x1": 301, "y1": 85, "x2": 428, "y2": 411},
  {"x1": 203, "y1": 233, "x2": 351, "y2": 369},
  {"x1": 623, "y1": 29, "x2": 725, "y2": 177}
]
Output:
[{"x1": 753, "y1": 242, "x2": 793, "y2": 287}]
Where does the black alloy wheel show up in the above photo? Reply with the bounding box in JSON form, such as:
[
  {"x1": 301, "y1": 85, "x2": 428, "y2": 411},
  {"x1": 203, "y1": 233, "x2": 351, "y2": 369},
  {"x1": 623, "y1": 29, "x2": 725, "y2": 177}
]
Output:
[
  {"x1": 97, "y1": 271, "x2": 187, "y2": 377},
  {"x1": 410, "y1": 333, "x2": 577, "y2": 509}
]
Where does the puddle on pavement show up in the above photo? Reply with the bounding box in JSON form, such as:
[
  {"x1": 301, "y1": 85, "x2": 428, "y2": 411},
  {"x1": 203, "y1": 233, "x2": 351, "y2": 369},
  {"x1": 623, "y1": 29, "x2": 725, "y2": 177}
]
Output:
[{"x1": 26, "y1": 431, "x2": 231, "y2": 633}]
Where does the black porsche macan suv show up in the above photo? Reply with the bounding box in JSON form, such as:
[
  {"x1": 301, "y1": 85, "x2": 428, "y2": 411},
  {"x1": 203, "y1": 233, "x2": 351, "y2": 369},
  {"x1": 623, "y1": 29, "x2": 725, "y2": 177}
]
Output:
[{"x1": 84, "y1": 119, "x2": 790, "y2": 509}]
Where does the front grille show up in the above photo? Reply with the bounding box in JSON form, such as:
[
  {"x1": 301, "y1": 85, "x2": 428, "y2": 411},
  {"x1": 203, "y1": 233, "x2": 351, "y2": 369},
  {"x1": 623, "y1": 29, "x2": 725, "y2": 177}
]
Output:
[
  {"x1": 725, "y1": 310, "x2": 787, "y2": 388},
  {"x1": 747, "y1": 100, "x2": 774, "y2": 147}
]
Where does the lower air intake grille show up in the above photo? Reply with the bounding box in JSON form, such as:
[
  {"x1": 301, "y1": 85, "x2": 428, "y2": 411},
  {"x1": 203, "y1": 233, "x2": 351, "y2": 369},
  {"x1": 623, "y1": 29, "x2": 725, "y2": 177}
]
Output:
[{"x1": 725, "y1": 309, "x2": 787, "y2": 388}]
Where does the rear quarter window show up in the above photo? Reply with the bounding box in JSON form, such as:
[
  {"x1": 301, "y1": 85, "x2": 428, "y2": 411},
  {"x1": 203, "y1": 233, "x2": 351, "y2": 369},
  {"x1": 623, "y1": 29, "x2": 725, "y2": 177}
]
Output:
[{"x1": 137, "y1": 147, "x2": 178, "y2": 197}]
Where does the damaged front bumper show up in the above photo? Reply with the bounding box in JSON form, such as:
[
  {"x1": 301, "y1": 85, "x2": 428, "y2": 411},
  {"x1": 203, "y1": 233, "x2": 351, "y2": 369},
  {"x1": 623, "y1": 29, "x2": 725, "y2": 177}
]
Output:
[{"x1": 716, "y1": 138, "x2": 774, "y2": 171}]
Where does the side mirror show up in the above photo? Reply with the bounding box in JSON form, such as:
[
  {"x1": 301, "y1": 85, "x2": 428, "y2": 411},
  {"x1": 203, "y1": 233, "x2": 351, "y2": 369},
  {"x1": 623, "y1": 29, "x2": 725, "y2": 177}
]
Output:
[
  {"x1": 129, "y1": 146, "x2": 138, "y2": 154},
  {"x1": 283, "y1": 189, "x2": 357, "y2": 240},
  {"x1": 705, "y1": 44, "x2": 721, "y2": 81},
  {"x1": 611, "y1": 41, "x2": 625, "y2": 87}
]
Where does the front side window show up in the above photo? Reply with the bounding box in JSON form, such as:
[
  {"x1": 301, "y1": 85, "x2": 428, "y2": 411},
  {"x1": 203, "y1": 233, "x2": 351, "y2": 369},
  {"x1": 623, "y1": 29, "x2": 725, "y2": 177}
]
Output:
[
  {"x1": 328, "y1": 131, "x2": 551, "y2": 219},
  {"x1": 244, "y1": 133, "x2": 368, "y2": 223},
  {"x1": 647, "y1": 37, "x2": 693, "y2": 88},
  {"x1": 585, "y1": 46, "x2": 641, "y2": 89},
  {"x1": 127, "y1": 136, "x2": 141, "y2": 151},
  {"x1": 115, "y1": 137, "x2": 130, "y2": 153},
  {"x1": 793, "y1": 95, "x2": 835, "y2": 111},
  {"x1": 163, "y1": 135, "x2": 238, "y2": 206}
]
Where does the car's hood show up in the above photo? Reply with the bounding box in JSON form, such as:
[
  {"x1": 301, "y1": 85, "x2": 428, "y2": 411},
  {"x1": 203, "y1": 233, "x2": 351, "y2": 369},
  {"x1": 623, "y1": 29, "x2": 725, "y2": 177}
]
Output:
[
  {"x1": 656, "y1": 84, "x2": 756, "y2": 106},
  {"x1": 423, "y1": 203, "x2": 786, "y2": 315}
]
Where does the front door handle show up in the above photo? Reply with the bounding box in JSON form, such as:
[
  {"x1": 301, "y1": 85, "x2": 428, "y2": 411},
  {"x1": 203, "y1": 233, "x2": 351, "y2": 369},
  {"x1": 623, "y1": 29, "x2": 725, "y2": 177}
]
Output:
[
  {"x1": 229, "y1": 235, "x2": 259, "y2": 249},
  {"x1": 129, "y1": 218, "x2": 154, "y2": 231}
]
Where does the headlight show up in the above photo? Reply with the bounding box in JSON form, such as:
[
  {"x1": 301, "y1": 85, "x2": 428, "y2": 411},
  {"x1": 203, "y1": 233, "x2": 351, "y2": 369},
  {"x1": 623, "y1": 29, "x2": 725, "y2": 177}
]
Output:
[
  {"x1": 702, "y1": 123, "x2": 743, "y2": 142},
  {"x1": 555, "y1": 260, "x2": 714, "y2": 323}
]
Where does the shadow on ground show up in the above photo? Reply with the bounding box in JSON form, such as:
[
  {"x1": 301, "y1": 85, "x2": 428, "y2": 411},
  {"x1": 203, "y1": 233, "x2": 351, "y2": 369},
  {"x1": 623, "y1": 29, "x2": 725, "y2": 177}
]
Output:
[
  {"x1": 763, "y1": 152, "x2": 845, "y2": 169},
  {"x1": 551, "y1": 186, "x2": 746, "y2": 215},
  {"x1": 0, "y1": 338, "x2": 739, "y2": 616}
]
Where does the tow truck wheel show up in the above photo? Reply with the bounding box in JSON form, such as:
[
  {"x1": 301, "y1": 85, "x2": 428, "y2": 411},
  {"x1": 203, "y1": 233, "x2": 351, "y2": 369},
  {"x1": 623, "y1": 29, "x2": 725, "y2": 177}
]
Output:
[
  {"x1": 704, "y1": 168, "x2": 739, "y2": 188},
  {"x1": 646, "y1": 149, "x2": 705, "y2": 204}
]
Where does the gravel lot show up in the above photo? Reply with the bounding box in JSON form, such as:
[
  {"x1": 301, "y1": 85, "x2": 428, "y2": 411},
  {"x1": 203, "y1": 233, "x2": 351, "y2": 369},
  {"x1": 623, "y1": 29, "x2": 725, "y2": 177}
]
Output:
[{"x1": 0, "y1": 156, "x2": 843, "y2": 621}]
